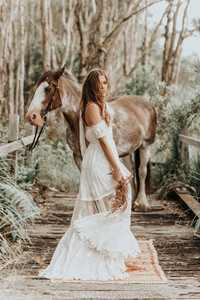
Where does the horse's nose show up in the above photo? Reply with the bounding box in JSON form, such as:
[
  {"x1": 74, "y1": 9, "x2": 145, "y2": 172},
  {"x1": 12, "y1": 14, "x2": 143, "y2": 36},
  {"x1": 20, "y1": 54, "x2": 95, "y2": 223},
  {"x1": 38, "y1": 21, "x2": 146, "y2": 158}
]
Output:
[{"x1": 26, "y1": 109, "x2": 44, "y2": 126}]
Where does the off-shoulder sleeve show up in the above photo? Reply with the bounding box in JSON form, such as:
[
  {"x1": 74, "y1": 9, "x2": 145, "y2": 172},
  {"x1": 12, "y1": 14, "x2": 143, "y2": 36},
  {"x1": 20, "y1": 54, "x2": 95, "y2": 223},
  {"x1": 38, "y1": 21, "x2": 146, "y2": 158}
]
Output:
[{"x1": 92, "y1": 120, "x2": 108, "y2": 138}]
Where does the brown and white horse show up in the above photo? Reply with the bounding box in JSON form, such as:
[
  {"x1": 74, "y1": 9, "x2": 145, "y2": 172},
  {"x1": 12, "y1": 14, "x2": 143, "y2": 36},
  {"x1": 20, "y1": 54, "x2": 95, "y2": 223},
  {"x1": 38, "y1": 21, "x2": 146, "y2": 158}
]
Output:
[{"x1": 26, "y1": 66, "x2": 157, "y2": 211}]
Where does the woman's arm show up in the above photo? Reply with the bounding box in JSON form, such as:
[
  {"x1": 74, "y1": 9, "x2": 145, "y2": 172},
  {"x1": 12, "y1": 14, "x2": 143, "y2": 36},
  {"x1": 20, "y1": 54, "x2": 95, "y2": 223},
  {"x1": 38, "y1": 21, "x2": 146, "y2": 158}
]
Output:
[{"x1": 85, "y1": 104, "x2": 124, "y2": 182}]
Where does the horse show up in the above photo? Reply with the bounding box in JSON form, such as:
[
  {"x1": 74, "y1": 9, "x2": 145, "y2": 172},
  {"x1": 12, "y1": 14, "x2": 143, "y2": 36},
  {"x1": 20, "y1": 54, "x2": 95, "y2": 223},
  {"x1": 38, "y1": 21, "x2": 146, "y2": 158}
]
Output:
[{"x1": 26, "y1": 66, "x2": 157, "y2": 212}]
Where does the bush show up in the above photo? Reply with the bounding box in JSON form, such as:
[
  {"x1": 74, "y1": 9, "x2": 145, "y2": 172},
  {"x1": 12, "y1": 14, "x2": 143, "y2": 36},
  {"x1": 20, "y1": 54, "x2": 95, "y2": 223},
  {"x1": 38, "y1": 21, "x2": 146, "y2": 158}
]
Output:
[
  {"x1": 119, "y1": 66, "x2": 159, "y2": 96},
  {"x1": 17, "y1": 112, "x2": 80, "y2": 192},
  {"x1": 0, "y1": 158, "x2": 39, "y2": 265},
  {"x1": 147, "y1": 63, "x2": 200, "y2": 201}
]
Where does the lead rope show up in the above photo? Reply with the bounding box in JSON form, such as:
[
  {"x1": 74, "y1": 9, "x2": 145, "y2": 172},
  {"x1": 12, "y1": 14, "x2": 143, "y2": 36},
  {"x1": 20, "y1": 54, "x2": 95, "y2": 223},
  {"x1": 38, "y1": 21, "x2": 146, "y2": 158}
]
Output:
[{"x1": 19, "y1": 116, "x2": 47, "y2": 151}]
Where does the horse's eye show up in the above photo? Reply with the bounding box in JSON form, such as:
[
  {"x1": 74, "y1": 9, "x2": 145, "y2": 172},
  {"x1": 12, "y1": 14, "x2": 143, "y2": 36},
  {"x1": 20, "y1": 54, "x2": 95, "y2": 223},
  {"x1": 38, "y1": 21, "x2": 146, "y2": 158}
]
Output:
[{"x1": 45, "y1": 86, "x2": 51, "y2": 92}]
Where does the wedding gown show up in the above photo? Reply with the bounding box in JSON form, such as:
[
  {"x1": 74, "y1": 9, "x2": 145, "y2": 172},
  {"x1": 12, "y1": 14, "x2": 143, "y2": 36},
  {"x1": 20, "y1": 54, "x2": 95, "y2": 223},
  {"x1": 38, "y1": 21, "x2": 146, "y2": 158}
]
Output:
[{"x1": 38, "y1": 114, "x2": 141, "y2": 281}]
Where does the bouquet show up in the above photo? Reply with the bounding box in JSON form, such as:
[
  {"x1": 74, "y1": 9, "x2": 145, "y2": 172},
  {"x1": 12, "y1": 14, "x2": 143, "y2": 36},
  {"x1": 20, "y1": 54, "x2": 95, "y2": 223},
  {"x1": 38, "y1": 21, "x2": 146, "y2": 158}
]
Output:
[{"x1": 107, "y1": 172, "x2": 133, "y2": 214}]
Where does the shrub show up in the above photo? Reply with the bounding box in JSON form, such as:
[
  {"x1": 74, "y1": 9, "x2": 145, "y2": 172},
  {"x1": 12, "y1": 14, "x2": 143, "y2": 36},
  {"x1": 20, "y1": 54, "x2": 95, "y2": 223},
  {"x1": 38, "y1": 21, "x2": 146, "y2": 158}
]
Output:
[
  {"x1": 17, "y1": 112, "x2": 80, "y2": 192},
  {"x1": 0, "y1": 158, "x2": 39, "y2": 265}
]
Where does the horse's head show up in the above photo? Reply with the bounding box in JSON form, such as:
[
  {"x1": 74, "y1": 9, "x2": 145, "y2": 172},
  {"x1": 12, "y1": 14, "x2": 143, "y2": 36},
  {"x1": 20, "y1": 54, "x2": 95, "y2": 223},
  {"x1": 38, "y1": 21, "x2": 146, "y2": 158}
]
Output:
[{"x1": 26, "y1": 66, "x2": 65, "y2": 126}]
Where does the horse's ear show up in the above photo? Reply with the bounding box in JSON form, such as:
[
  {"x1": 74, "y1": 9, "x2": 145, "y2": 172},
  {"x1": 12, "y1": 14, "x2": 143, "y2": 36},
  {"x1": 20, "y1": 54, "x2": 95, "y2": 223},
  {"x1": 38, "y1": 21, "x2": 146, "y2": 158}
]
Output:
[
  {"x1": 43, "y1": 65, "x2": 51, "y2": 73},
  {"x1": 53, "y1": 66, "x2": 65, "y2": 81}
]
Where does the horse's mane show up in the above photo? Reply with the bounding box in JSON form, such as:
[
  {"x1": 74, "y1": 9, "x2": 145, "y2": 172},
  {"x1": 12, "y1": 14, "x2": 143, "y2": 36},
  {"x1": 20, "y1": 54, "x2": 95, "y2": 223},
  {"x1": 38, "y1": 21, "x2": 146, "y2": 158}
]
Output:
[
  {"x1": 107, "y1": 96, "x2": 119, "y2": 102},
  {"x1": 63, "y1": 69, "x2": 78, "y2": 83},
  {"x1": 63, "y1": 69, "x2": 82, "y2": 95}
]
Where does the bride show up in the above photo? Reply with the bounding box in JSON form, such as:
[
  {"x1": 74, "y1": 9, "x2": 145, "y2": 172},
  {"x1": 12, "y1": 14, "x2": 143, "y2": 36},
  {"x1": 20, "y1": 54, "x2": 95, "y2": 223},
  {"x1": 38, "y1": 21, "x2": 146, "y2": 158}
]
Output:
[{"x1": 38, "y1": 69, "x2": 141, "y2": 281}]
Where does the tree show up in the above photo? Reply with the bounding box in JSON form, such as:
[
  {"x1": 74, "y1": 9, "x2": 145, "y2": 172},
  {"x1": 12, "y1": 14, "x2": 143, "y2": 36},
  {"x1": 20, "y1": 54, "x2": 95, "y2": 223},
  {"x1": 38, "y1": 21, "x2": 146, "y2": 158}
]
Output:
[
  {"x1": 0, "y1": 0, "x2": 7, "y2": 117},
  {"x1": 19, "y1": 0, "x2": 25, "y2": 124},
  {"x1": 0, "y1": 0, "x2": 199, "y2": 124},
  {"x1": 161, "y1": 0, "x2": 200, "y2": 85},
  {"x1": 41, "y1": 0, "x2": 51, "y2": 67},
  {"x1": 75, "y1": 0, "x2": 172, "y2": 92}
]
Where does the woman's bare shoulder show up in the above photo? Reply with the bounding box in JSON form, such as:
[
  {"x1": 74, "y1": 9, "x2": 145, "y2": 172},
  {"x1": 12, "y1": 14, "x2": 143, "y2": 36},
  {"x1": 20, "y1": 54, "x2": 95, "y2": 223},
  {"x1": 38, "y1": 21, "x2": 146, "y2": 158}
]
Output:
[
  {"x1": 85, "y1": 102, "x2": 100, "y2": 114},
  {"x1": 85, "y1": 102, "x2": 102, "y2": 125},
  {"x1": 85, "y1": 102, "x2": 99, "y2": 109}
]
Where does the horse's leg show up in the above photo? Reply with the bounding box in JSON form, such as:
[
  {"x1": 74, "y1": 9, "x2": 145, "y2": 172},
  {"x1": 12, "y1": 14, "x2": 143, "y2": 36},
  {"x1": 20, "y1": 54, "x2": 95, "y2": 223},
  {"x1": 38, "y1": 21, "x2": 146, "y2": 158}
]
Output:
[
  {"x1": 121, "y1": 154, "x2": 136, "y2": 208},
  {"x1": 66, "y1": 129, "x2": 82, "y2": 171},
  {"x1": 134, "y1": 146, "x2": 151, "y2": 212}
]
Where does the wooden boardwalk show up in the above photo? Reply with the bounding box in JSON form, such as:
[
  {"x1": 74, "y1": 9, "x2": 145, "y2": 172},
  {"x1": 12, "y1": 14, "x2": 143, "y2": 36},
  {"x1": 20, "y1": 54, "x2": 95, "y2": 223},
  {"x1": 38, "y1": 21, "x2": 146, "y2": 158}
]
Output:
[{"x1": 1, "y1": 192, "x2": 200, "y2": 299}]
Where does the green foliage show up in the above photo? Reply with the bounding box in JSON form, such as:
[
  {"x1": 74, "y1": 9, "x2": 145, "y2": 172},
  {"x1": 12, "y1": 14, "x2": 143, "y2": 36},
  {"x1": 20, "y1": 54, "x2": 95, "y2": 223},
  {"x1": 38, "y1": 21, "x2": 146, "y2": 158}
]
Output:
[
  {"x1": 177, "y1": 55, "x2": 199, "y2": 90},
  {"x1": 119, "y1": 66, "x2": 159, "y2": 96},
  {"x1": 147, "y1": 63, "x2": 200, "y2": 201},
  {"x1": 0, "y1": 158, "x2": 39, "y2": 264},
  {"x1": 27, "y1": 138, "x2": 80, "y2": 192},
  {"x1": 189, "y1": 153, "x2": 200, "y2": 200},
  {"x1": 17, "y1": 114, "x2": 80, "y2": 192}
]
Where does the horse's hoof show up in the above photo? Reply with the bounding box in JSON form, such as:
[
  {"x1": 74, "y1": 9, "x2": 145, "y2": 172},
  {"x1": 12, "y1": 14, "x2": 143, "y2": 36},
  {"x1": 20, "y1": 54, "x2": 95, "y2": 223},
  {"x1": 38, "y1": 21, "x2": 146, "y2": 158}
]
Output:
[
  {"x1": 134, "y1": 205, "x2": 142, "y2": 212},
  {"x1": 134, "y1": 203, "x2": 151, "y2": 212},
  {"x1": 145, "y1": 206, "x2": 151, "y2": 212}
]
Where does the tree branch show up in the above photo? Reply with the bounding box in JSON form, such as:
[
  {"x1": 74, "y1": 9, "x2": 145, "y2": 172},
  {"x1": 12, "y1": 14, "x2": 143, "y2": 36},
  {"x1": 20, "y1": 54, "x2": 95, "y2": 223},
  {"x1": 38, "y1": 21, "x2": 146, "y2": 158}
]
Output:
[
  {"x1": 104, "y1": 0, "x2": 163, "y2": 45},
  {"x1": 114, "y1": 0, "x2": 172, "y2": 93}
]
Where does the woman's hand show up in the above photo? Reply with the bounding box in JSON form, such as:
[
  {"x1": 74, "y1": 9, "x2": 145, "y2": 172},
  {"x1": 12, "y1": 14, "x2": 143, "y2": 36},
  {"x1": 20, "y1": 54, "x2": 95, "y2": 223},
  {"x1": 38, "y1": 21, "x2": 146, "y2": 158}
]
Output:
[{"x1": 112, "y1": 167, "x2": 125, "y2": 183}]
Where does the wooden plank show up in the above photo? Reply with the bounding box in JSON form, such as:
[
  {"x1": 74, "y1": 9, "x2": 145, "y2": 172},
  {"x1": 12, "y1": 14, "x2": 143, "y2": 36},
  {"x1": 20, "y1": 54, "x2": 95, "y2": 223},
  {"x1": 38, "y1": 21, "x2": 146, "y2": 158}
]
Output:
[
  {"x1": 0, "y1": 134, "x2": 38, "y2": 156},
  {"x1": 176, "y1": 190, "x2": 200, "y2": 218},
  {"x1": 7, "y1": 114, "x2": 19, "y2": 179},
  {"x1": 2, "y1": 193, "x2": 200, "y2": 299},
  {"x1": 179, "y1": 134, "x2": 200, "y2": 148}
]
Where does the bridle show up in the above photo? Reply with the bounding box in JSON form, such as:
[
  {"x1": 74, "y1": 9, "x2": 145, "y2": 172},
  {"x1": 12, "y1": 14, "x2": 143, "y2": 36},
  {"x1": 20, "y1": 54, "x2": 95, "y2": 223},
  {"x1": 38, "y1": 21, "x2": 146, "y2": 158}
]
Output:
[
  {"x1": 41, "y1": 80, "x2": 62, "y2": 117},
  {"x1": 20, "y1": 79, "x2": 62, "y2": 151}
]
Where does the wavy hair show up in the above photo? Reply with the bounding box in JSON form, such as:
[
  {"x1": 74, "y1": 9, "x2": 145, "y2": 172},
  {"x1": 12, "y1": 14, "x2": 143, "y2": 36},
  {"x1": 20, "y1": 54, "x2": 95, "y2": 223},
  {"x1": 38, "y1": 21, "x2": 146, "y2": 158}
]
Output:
[{"x1": 79, "y1": 69, "x2": 111, "y2": 126}]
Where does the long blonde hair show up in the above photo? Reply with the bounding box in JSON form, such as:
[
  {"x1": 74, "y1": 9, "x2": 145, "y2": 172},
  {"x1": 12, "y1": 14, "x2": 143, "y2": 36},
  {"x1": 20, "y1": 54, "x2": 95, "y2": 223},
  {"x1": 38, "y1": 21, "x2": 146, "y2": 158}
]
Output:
[{"x1": 79, "y1": 69, "x2": 111, "y2": 126}]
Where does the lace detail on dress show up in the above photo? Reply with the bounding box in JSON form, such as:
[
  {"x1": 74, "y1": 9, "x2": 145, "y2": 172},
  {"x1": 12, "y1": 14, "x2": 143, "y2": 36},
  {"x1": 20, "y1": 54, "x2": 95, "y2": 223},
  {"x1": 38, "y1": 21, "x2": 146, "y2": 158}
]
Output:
[
  {"x1": 38, "y1": 106, "x2": 141, "y2": 281},
  {"x1": 74, "y1": 191, "x2": 141, "y2": 261}
]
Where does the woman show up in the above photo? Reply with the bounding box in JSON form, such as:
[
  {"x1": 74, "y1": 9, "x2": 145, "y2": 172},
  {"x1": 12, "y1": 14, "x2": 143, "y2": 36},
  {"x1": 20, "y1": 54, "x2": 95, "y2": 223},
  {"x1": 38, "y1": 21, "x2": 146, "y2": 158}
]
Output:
[{"x1": 38, "y1": 69, "x2": 141, "y2": 281}]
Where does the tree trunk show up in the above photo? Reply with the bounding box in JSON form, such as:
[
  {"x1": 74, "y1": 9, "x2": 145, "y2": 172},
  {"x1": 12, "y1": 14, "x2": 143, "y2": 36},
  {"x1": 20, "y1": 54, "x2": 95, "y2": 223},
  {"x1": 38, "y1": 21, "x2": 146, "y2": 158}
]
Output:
[
  {"x1": 27, "y1": 0, "x2": 34, "y2": 84},
  {"x1": 75, "y1": 0, "x2": 90, "y2": 82},
  {"x1": 19, "y1": 0, "x2": 25, "y2": 125},
  {"x1": 61, "y1": 0, "x2": 75, "y2": 67},
  {"x1": 0, "y1": 0, "x2": 7, "y2": 118},
  {"x1": 8, "y1": 21, "x2": 15, "y2": 115},
  {"x1": 41, "y1": 0, "x2": 51, "y2": 67},
  {"x1": 15, "y1": 64, "x2": 20, "y2": 115},
  {"x1": 49, "y1": 2, "x2": 57, "y2": 69},
  {"x1": 161, "y1": 0, "x2": 191, "y2": 85},
  {"x1": 141, "y1": 0, "x2": 149, "y2": 68}
]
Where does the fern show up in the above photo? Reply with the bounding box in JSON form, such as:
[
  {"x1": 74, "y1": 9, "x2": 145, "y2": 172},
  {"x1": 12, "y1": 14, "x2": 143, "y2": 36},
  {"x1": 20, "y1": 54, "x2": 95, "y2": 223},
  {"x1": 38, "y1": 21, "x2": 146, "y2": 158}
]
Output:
[{"x1": 0, "y1": 159, "x2": 40, "y2": 265}]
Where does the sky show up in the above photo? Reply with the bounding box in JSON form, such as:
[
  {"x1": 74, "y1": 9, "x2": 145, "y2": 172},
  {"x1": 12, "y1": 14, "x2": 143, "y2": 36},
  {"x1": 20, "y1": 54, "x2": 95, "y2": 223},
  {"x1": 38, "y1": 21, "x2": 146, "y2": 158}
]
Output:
[{"x1": 149, "y1": 0, "x2": 200, "y2": 58}]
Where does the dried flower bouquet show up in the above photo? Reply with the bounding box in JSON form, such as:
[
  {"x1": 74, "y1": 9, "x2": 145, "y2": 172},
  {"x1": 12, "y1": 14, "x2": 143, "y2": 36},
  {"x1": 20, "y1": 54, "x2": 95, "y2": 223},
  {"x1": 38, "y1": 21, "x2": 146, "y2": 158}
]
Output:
[{"x1": 107, "y1": 173, "x2": 133, "y2": 214}]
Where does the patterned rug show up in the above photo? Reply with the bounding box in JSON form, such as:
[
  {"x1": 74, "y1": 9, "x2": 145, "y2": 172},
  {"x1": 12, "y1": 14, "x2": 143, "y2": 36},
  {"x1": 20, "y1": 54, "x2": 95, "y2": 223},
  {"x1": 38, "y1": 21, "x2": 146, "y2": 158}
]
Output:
[{"x1": 50, "y1": 239, "x2": 167, "y2": 284}]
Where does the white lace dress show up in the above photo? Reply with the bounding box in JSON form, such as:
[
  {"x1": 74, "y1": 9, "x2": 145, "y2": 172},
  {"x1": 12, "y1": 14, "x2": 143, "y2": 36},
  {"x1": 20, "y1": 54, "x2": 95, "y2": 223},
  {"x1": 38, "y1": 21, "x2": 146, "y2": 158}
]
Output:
[{"x1": 38, "y1": 118, "x2": 141, "y2": 281}]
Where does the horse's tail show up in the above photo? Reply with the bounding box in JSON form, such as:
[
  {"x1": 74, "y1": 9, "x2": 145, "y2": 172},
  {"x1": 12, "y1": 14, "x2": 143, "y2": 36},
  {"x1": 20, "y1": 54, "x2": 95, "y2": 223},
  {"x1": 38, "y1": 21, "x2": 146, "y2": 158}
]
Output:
[{"x1": 134, "y1": 148, "x2": 152, "y2": 196}]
